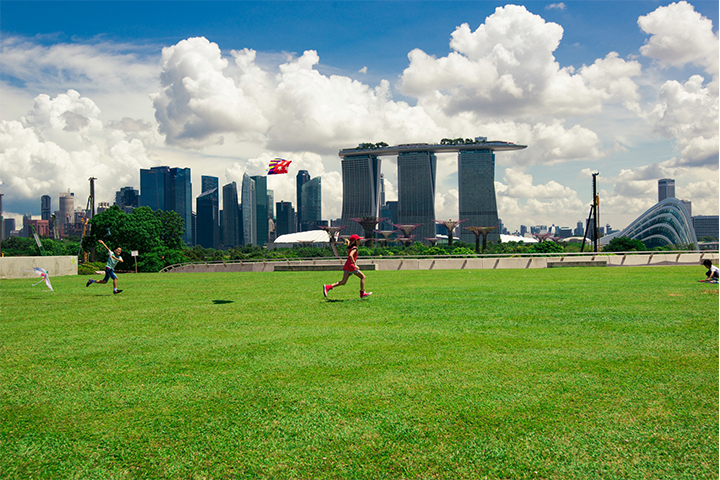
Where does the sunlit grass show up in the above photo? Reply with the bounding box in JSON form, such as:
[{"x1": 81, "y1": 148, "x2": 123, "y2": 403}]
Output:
[{"x1": 1, "y1": 266, "x2": 717, "y2": 479}]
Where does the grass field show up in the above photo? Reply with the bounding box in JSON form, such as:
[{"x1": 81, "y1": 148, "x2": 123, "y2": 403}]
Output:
[{"x1": 1, "y1": 266, "x2": 718, "y2": 479}]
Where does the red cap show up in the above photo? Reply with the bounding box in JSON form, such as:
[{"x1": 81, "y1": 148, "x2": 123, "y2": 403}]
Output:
[{"x1": 349, "y1": 234, "x2": 363, "y2": 242}]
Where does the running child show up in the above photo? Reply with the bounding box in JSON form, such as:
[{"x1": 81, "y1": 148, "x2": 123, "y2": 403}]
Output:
[
  {"x1": 86, "y1": 240, "x2": 124, "y2": 294},
  {"x1": 699, "y1": 259, "x2": 719, "y2": 283},
  {"x1": 323, "y1": 234, "x2": 372, "y2": 299}
]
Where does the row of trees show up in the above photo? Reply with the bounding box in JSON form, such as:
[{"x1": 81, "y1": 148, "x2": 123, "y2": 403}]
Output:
[{"x1": 3, "y1": 205, "x2": 706, "y2": 272}]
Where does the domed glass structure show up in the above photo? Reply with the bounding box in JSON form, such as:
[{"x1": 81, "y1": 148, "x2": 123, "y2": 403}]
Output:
[{"x1": 601, "y1": 198, "x2": 698, "y2": 249}]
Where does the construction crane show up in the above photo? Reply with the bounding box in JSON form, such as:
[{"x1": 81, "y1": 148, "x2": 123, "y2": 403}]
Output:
[
  {"x1": 78, "y1": 177, "x2": 97, "y2": 262},
  {"x1": 30, "y1": 224, "x2": 47, "y2": 256}
]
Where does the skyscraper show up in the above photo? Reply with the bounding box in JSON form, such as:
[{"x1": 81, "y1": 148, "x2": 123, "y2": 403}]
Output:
[
  {"x1": 301, "y1": 176, "x2": 322, "y2": 231},
  {"x1": 339, "y1": 154, "x2": 382, "y2": 236},
  {"x1": 41, "y1": 195, "x2": 51, "y2": 221},
  {"x1": 58, "y1": 191, "x2": 74, "y2": 237},
  {"x1": 241, "y1": 173, "x2": 255, "y2": 246},
  {"x1": 251, "y1": 175, "x2": 268, "y2": 246},
  {"x1": 222, "y1": 182, "x2": 241, "y2": 248},
  {"x1": 140, "y1": 166, "x2": 169, "y2": 211},
  {"x1": 170, "y1": 167, "x2": 192, "y2": 245},
  {"x1": 196, "y1": 175, "x2": 219, "y2": 248},
  {"x1": 397, "y1": 151, "x2": 437, "y2": 243},
  {"x1": 276, "y1": 201, "x2": 295, "y2": 237},
  {"x1": 296, "y1": 170, "x2": 310, "y2": 231},
  {"x1": 139, "y1": 166, "x2": 192, "y2": 245},
  {"x1": 196, "y1": 187, "x2": 219, "y2": 249},
  {"x1": 458, "y1": 149, "x2": 500, "y2": 244},
  {"x1": 658, "y1": 178, "x2": 675, "y2": 202},
  {"x1": 115, "y1": 186, "x2": 139, "y2": 212}
]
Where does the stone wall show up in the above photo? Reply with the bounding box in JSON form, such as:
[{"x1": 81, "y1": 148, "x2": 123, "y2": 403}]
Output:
[{"x1": 0, "y1": 256, "x2": 78, "y2": 279}]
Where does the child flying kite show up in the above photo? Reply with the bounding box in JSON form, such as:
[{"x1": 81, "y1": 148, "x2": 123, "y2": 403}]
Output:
[
  {"x1": 323, "y1": 234, "x2": 372, "y2": 299},
  {"x1": 86, "y1": 240, "x2": 124, "y2": 294}
]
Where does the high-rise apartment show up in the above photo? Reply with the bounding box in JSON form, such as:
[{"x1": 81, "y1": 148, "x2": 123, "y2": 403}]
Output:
[
  {"x1": 658, "y1": 178, "x2": 675, "y2": 202},
  {"x1": 458, "y1": 149, "x2": 500, "y2": 244},
  {"x1": 397, "y1": 151, "x2": 437, "y2": 242}
]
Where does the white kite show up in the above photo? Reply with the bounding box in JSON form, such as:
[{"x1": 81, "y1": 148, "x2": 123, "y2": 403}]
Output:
[{"x1": 25, "y1": 267, "x2": 54, "y2": 292}]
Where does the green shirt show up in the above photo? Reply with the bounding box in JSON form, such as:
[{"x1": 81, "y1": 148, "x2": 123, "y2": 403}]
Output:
[{"x1": 106, "y1": 251, "x2": 122, "y2": 269}]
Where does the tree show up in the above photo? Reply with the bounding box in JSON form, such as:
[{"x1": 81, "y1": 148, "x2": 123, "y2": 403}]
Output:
[
  {"x1": 528, "y1": 241, "x2": 563, "y2": 254},
  {"x1": 83, "y1": 206, "x2": 186, "y2": 271},
  {"x1": 602, "y1": 237, "x2": 647, "y2": 252}
]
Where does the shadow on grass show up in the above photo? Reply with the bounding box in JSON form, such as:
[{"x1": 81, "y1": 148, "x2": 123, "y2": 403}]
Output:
[
  {"x1": 324, "y1": 299, "x2": 345, "y2": 303},
  {"x1": 212, "y1": 299, "x2": 234, "y2": 305}
]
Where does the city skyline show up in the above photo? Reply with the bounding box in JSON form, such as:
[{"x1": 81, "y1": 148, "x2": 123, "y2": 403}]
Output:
[{"x1": 0, "y1": 1, "x2": 718, "y2": 233}]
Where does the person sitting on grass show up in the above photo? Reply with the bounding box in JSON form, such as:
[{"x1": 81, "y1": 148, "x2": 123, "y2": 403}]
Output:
[
  {"x1": 86, "y1": 240, "x2": 124, "y2": 294},
  {"x1": 323, "y1": 234, "x2": 372, "y2": 299},
  {"x1": 699, "y1": 259, "x2": 719, "y2": 283}
]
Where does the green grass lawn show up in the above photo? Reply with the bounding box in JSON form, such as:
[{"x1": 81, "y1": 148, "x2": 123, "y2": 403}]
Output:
[{"x1": 1, "y1": 266, "x2": 717, "y2": 479}]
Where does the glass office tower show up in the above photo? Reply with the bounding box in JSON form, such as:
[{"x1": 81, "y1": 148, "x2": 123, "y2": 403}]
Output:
[
  {"x1": 301, "y1": 176, "x2": 322, "y2": 231},
  {"x1": 222, "y1": 181, "x2": 241, "y2": 248},
  {"x1": 251, "y1": 175, "x2": 268, "y2": 246}
]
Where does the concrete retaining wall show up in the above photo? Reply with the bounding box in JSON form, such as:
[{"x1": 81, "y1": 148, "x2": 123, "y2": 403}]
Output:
[
  {"x1": 161, "y1": 252, "x2": 719, "y2": 274},
  {"x1": 0, "y1": 256, "x2": 78, "y2": 279}
]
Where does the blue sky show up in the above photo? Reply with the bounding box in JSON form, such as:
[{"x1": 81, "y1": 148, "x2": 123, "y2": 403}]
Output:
[{"x1": 1, "y1": 0, "x2": 718, "y2": 232}]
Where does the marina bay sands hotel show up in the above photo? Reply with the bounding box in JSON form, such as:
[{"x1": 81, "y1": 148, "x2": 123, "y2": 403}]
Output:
[{"x1": 338, "y1": 137, "x2": 527, "y2": 244}]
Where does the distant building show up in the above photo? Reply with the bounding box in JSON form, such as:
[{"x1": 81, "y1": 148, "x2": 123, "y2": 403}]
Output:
[
  {"x1": 41, "y1": 195, "x2": 51, "y2": 221},
  {"x1": 458, "y1": 149, "x2": 500, "y2": 244},
  {"x1": 301, "y1": 176, "x2": 322, "y2": 231},
  {"x1": 196, "y1": 187, "x2": 219, "y2": 249},
  {"x1": 339, "y1": 154, "x2": 382, "y2": 236},
  {"x1": 693, "y1": 215, "x2": 719, "y2": 240},
  {"x1": 58, "y1": 191, "x2": 74, "y2": 237},
  {"x1": 574, "y1": 221, "x2": 584, "y2": 237},
  {"x1": 658, "y1": 178, "x2": 675, "y2": 202},
  {"x1": 24, "y1": 218, "x2": 50, "y2": 238},
  {"x1": 601, "y1": 198, "x2": 697, "y2": 249},
  {"x1": 276, "y1": 201, "x2": 295, "y2": 237},
  {"x1": 3, "y1": 218, "x2": 16, "y2": 240},
  {"x1": 296, "y1": 170, "x2": 310, "y2": 231},
  {"x1": 139, "y1": 166, "x2": 192, "y2": 245},
  {"x1": 222, "y1": 182, "x2": 241, "y2": 248},
  {"x1": 681, "y1": 199, "x2": 692, "y2": 218},
  {"x1": 397, "y1": 150, "x2": 437, "y2": 243},
  {"x1": 115, "y1": 186, "x2": 139, "y2": 213},
  {"x1": 251, "y1": 176, "x2": 268, "y2": 246},
  {"x1": 241, "y1": 174, "x2": 255, "y2": 246}
]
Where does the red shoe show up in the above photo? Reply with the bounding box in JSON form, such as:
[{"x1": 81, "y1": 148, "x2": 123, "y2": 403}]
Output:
[
  {"x1": 323, "y1": 285, "x2": 332, "y2": 297},
  {"x1": 360, "y1": 291, "x2": 372, "y2": 299}
]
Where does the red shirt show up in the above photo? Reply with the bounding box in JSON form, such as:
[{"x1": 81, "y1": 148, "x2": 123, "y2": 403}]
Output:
[{"x1": 343, "y1": 246, "x2": 359, "y2": 272}]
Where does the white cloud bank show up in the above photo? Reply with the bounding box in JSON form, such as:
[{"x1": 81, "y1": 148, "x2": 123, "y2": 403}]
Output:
[{"x1": 0, "y1": 2, "x2": 717, "y2": 231}]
